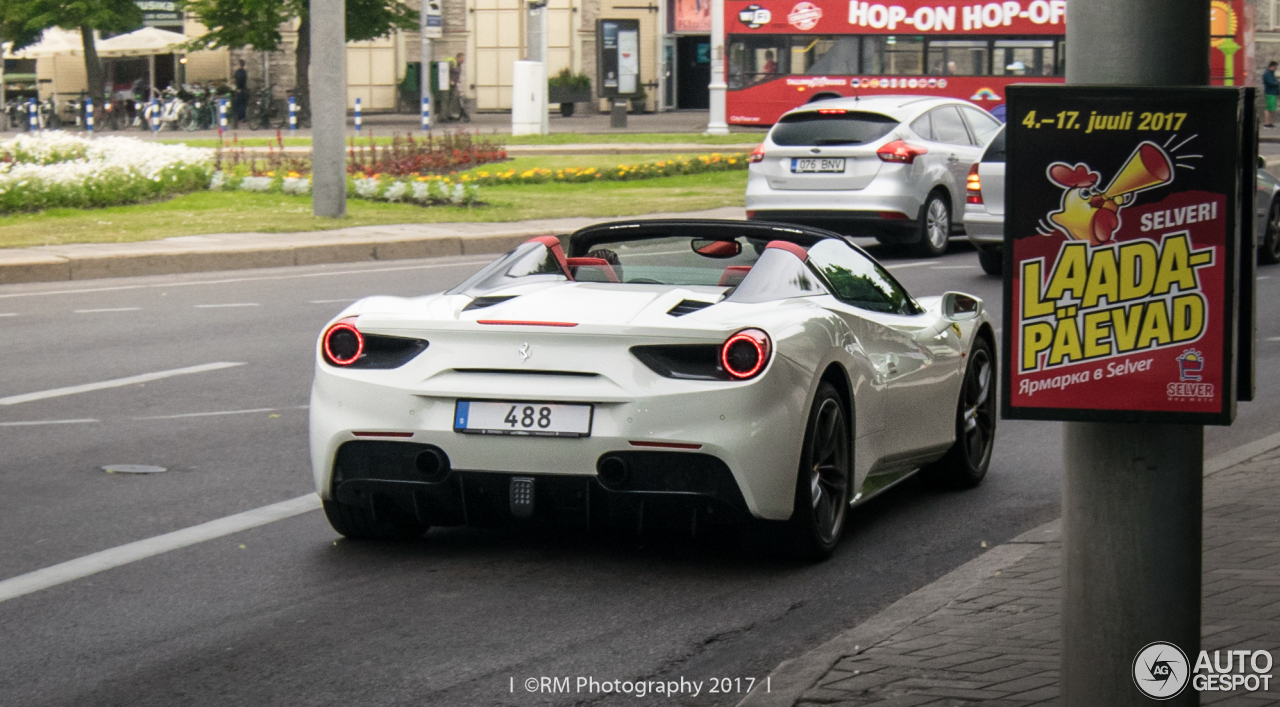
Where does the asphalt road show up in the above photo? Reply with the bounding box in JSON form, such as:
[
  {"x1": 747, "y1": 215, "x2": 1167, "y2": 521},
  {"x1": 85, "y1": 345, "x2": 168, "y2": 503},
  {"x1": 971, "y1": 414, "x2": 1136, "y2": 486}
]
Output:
[{"x1": 0, "y1": 240, "x2": 1276, "y2": 706}]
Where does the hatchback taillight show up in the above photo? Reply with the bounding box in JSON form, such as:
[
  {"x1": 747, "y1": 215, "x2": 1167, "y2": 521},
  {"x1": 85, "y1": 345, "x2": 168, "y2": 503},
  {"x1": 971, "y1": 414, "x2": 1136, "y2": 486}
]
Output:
[
  {"x1": 322, "y1": 317, "x2": 364, "y2": 366},
  {"x1": 876, "y1": 140, "x2": 928, "y2": 164},
  {"x1": 721, "y1": 328, "x2": 772, "y2": 380},
  {"x1": 966, "y1": 163, "x2": 983, "y2": 204},
  {"x1": 749, "y1": 143, "x2": 766, "y2": 163}
]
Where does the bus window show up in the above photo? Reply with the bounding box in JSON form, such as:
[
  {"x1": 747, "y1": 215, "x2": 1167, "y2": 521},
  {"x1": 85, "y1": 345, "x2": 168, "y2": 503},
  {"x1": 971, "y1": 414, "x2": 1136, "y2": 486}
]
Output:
[
  {"x1": 798, "y1": 37, "x2": 860, "y2": 76},
  {"x1": 993, "y1": 39, "x2": 1056, "y2": 76},
  {"x1": 729, "y1": 36, "x2": 790, "y2": 88},
  {"x1": 862, "y1": 36, "x2": 924, "y2": 75},
  {"x1": 927, "y1": 40, "x2": 990, "y2": 76}
]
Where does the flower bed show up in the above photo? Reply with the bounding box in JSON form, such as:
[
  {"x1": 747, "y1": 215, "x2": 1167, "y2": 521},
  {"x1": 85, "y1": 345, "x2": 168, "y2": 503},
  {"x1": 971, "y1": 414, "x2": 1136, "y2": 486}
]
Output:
[
  {"x1": 460, "y1": 153, "x2": 747, "y2": 186},
  {"x1": 208, "y1": 170, "x2": 482, "y2": 207},
  {"x1": 0, "y1": 132, "x2": 212, "y2": 213}
]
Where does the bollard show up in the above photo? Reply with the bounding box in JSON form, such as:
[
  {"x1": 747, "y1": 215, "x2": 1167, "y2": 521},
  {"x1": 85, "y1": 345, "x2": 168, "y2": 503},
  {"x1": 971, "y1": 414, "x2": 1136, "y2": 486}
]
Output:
[
  {"x1": 85, "y1": 98, "x2": 93, "y2": 134},
  {"x1": 354, "y1": 97, "x2": 362, "y2": 133},
  {"x1": 288, "y1": 96, "x2": 297, "y2": 131},
  {"x1": 421, "y1": 96, "x2": 430, "y2": 131},
  {"x1": 151, "y1": 98, "x2": 160, "y2": 132},
  {"x1": 28, "y1": 98, "x2": 37, "y2": 131}
]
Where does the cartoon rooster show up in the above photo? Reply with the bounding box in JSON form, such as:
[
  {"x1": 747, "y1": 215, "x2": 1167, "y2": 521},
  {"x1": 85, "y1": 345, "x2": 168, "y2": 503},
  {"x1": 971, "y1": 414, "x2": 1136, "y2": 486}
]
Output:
[{"x1": 1042, "y1": 142, "x2": 1175, "y2": 246}]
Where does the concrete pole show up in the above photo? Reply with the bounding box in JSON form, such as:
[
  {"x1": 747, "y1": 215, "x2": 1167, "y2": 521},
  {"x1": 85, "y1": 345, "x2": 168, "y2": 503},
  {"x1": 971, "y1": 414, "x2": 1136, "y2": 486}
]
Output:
[
  {"x1": 421, "y1": 36, "x2": 432, "y2": 130},
  {"x1": 310, "y1": 0, "x2": 347, "y2": 218},
  {"x1": 1062, "y1": 4, "x2": 1208, "y2": 705},
  {"x1": 706, "y1": 0, "x2": 728, "y2": 135}
]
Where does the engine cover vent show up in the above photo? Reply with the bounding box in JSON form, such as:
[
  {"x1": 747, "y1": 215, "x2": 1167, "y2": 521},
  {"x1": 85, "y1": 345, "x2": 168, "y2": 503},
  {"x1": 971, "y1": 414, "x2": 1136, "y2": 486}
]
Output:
[
  {"x1": 463, "y1": 295, "x2": 518, "y2": 311},
  {"x1": 668, "y1": 300, "x2": 714, "y2": 317}
]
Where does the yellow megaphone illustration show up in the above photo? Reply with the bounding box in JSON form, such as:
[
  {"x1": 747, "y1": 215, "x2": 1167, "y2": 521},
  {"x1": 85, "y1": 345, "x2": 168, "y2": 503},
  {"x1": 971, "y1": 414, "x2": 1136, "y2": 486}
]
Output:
[{"x1": 1102, "y1": 141, "x2": 1175, "y2": 200}]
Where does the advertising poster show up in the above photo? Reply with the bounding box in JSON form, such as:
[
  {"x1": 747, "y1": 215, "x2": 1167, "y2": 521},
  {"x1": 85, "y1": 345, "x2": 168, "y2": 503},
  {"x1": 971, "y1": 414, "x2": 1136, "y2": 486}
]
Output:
[
  {"x1": 674, "y1": 0, "x2": 710, "y2": 32},
  {"x1": 1002, "y1": 85, "x2": 1244, "y2": 425}
]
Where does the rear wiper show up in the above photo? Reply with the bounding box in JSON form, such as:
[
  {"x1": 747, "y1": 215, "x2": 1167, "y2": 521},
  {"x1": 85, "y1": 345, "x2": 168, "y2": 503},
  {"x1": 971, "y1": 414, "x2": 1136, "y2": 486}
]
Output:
[{"x1": 814, "y1": 139, "x2": 862, "y2": 145}]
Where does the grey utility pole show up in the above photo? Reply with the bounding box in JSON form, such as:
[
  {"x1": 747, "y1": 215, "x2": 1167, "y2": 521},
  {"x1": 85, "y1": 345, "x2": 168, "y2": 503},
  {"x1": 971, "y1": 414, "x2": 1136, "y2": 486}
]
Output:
[
  {"x1": 1061, "y1": 2, "x2": 1209, "y2": 705},
  {"x1": 311, "y1": 0, "x2": 347, "y2": 218}
]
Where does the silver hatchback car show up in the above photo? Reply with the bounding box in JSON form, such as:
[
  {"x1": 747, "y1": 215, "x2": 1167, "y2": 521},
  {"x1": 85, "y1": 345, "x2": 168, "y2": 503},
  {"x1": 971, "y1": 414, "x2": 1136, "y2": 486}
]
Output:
[{"x1": 745, "y1": 95, "x2": 1003, "y2": 257}]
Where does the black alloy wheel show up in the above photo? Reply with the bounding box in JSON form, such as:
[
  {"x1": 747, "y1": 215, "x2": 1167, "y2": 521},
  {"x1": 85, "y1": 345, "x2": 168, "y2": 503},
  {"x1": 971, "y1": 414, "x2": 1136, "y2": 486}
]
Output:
[
  {"x1": 924, "y1": 338, "x2": 996, "y2": 488},
  {"x1": 782, "y1": 381, "x2": 851, "y2": 560},
  {"x1": 1261, "y1": 200, "x2": 1280, "y2": 265}
]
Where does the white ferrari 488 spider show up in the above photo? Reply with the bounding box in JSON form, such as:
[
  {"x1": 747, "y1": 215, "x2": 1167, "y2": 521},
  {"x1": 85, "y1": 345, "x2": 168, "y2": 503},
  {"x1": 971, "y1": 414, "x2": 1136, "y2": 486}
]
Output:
[{"x1": 310, "y1": 220, "x2": 995, "y2": 558}]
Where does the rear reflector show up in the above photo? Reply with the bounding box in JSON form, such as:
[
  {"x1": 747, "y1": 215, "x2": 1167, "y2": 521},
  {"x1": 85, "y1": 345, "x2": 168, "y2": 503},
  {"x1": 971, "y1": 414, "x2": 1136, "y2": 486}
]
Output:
[
  {"x1": 628, "y1": 441, "x2": 703, "y2": 450},
  {"x1": 477, "y1": 320, "x2": 579, "y2": 327},
  {"x1": 352, "y1": 431, "x2": 415, "y2": 438},
  {"x1": 878, "y1": 211, "x2": 909, "y2": 220}
]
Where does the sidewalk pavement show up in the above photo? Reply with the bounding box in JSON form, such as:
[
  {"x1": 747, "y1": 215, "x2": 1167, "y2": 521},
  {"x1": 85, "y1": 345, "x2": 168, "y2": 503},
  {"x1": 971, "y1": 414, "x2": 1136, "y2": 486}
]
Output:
[
  {"x1": 0, "y1": 206, "x2": 746, "y2": 285},
  {"x1": 741, "y1": 433, "x2": 1280, "y2": 707}
]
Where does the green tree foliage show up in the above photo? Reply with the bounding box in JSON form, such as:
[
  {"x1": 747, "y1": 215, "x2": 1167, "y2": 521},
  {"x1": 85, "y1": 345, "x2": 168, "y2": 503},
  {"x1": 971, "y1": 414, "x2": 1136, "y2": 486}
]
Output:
[
  {"x1": 0, "y1": 0, "x2": 142, "y2": 103},
  {"x1": 182, "y1": 0, "x2": 416, "y2": 114}
]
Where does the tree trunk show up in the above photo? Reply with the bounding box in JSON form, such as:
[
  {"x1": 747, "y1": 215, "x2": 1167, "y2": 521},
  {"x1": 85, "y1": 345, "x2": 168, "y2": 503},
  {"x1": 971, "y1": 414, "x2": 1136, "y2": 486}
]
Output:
[
  {"x1": 295, "y1": 13, "x2": 311, "y2": 121},
  {"x1": 79, "y1": 26, "x2": 105, "y2": 104}
]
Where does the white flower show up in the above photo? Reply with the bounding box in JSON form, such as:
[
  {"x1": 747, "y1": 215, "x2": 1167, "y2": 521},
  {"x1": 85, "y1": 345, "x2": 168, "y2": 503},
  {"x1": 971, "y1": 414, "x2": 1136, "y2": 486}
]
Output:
[
  {"x1": 282, "y1": 176, "x2": 310, "y2": 195},
  {"x1": 209, "y1": 171, "x2": 226, "y2": 190},
  {"x1": 411, "y1": 181, "x2": 431, "y2": 203},
  {"x1": 384, "y1": 181, "x2": 407, "y2": 202},
  {"x1": 354, "y1": 177, "x2": 381, "y2": 199},
  {"x1": 239, "y1": 176, "x2": 273, "y2": 192}
]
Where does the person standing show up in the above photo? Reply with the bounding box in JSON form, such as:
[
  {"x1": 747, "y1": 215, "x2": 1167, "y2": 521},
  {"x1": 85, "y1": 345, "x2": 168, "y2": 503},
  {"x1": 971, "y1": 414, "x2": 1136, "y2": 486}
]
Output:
[
  {"x1": 1265, "y1": 62, "x2": 1279, "y2": 129},
  {"x1": 449, "y1": 52, "x2": 470, "y2": 122},
  {"x1": 233, "y1": 60, "x2": 249, "y2": 125}
]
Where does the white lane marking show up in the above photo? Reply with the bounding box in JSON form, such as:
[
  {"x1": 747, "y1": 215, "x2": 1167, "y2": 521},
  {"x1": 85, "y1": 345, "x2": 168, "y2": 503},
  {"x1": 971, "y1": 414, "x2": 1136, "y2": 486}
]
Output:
[
  {"x1": 1267, "y1": 337, "x2": 1280, "y2": 342},
  {"x1": 0, "y1": 260, "x2": 492, "y2": 300},
  {"x1": 0, "y1": 494, "x2": 321, "y2": 604},
  {"x1": 0, "y1": 312, "x2": 17, "y2": 317},
  {"x1": 0, "y1": 418, "x2": 98, "y2": 427},
  {"x1": 884, "y1": 262, "x2": 932, "y2": 270},
  {"x1": 932, "y1": 265, "x2": 978, "y2": 270},
  {"x1": 1260, "y1": 276, "x2": 1271, "y2": 280},
  {"x1": 309, "y1": 299, "x2": 357, "y2": 304},
  {"x1": 0, "y1": 362, "x2": 244, "y2": 406},
  {"x1": 193, "y1": 303, "x2": 260, "y2": 309},
  {"x1": 132, "y1": 407, "x2": 278, "y2": 420},
  {"x1": 74, "y1": 307, "x2": 141, "y2": 313}
]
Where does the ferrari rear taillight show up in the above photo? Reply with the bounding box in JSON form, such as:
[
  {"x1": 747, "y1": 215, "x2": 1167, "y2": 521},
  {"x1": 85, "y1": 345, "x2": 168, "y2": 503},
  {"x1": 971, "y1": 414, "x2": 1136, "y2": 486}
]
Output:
[
  {"x1": 876, "y1": 140, "x2": 928, "y2": 164},
  {"x1": 322, "y1": 317, "x2": 364, "y2": 366},
  {"x1": 966, "y1": 163, "x2": 983, "y2": 204},
  {"x1": 749, "y1": 143, "x2": 766, "y2": 163},
  {"x1": 721, "y1": 328, "x2": 771, "y2": 380}
]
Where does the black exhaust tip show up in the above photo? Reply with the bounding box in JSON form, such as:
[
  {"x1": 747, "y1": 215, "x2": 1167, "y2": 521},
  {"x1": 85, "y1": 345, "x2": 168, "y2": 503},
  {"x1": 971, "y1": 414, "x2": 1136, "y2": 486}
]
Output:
[
  {"x1": 415, "y1": 448, "x2": 450, "y2": 483},
  {"x1": 598, "y1": 456, "x2": 629, "y2": 486}
]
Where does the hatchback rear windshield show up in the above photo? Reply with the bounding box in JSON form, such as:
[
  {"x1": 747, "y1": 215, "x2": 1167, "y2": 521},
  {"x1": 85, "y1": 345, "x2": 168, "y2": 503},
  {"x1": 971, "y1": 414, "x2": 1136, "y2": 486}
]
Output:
[
  {"x1": 770, "y1": 111, "x2": 899, "y2": 147},
  {"x1": 982, "y1": 127, "x2": 1006, "y2": 163}
]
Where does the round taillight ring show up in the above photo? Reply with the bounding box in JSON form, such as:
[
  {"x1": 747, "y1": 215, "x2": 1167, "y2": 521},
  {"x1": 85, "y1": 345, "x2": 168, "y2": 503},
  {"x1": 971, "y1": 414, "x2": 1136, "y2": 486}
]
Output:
[
  {"x1": 322, "y1": 317, "x2": 364, "y2": 366},
  {"x1": 721, "y1": 328, "x2": 772, "y2": 380}
]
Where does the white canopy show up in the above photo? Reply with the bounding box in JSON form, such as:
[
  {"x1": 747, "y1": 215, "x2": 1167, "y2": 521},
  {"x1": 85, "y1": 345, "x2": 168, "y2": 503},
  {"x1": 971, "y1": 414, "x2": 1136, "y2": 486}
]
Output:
[
  {"x1": 95, "y1": 27, "x2": 187, "y2": 57},
  {"x1": 6, "y1": 28, "x2": 84, "y2": 59}
]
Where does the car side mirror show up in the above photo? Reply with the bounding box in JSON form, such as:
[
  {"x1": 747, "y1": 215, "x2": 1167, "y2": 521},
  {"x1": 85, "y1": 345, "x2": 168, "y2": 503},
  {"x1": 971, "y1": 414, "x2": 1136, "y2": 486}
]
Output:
[
  {"x1": 691, "y1": 239, "x2": 742, "y2": 258},
  {"x1": 942, "y1": 292, "x2": 982, "y2": 322}
]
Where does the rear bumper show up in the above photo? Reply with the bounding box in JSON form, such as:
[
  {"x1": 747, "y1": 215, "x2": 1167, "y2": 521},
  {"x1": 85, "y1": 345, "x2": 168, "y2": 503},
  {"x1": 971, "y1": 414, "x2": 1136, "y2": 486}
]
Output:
[
  {"x1": 962, "y1": 207, "x2": 1004, "y2": 248},
  {"x1": 747, "y1": 209, "x2": 918, "y2": 238},
  {"x1": 330, "y1": 441, "x2": 751, "y2": 528}
]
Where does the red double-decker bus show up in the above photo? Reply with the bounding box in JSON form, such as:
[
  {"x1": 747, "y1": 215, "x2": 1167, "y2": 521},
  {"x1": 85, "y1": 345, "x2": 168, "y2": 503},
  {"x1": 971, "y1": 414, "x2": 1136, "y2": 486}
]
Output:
[{"x1": 726, "y1": 0, "x2": 1252, "y2": 125}]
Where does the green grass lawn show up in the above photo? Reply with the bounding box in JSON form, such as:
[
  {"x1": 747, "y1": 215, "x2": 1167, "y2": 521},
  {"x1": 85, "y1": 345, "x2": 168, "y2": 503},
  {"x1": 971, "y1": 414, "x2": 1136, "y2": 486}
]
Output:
[
  {"x1": 164, "y1": 132, "x2": 760, "y2": 149},
  {"x1": 0, "y1": 171, "x2": 747, "y2": 249}
]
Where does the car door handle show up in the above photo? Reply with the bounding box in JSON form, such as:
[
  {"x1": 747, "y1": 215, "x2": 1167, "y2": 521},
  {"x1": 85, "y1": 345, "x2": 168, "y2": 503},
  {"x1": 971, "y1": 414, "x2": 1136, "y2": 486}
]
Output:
[{"x1": 947, "y1": 154, "x2": 960, "y2": 163}]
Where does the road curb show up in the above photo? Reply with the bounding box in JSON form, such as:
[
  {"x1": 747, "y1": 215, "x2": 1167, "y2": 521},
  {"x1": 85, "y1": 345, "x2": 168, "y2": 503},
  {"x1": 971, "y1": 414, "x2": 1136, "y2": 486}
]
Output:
[
  {"x1": 737, "y1": 523, "x2": 1057, "y2": 707},
  {"x1": 740, "y1": 433, "x2": 1280, "y2": 707},
  {"x1": 0, "y1": 208, "x2": 746, "y2": 285}
]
